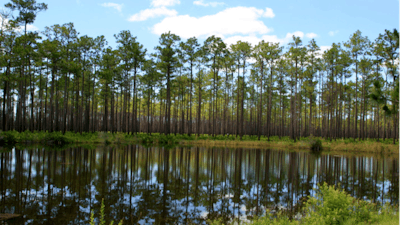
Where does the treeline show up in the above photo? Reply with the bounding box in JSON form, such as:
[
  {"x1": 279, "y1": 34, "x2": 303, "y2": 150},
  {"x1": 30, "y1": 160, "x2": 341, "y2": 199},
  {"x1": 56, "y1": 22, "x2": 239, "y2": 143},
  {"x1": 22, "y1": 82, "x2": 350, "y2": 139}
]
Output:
[{"x1": 0, "y1": 0, "x2": 398, "y2": 142}]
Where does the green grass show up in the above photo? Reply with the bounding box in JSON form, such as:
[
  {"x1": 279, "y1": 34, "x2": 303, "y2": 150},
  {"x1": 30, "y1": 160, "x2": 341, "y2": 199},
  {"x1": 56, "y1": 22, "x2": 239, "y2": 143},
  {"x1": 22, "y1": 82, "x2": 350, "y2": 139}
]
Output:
[{"x1": 0, "y1": 131, "x2": 398, "y2": 154}]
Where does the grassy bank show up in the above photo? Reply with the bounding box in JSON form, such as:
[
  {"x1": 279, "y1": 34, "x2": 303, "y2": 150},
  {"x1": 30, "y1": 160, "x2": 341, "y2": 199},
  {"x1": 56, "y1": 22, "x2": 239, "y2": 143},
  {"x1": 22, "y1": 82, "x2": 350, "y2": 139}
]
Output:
[
  {"x1": 209, "y1": 183, "x2": 399, "y2": 225},
  {"x1": 183, "y1": 137, "x2": 399, "y2": 155},
  {"x1": 0, "y1": 131, "x2": 398, "y2": 154}
]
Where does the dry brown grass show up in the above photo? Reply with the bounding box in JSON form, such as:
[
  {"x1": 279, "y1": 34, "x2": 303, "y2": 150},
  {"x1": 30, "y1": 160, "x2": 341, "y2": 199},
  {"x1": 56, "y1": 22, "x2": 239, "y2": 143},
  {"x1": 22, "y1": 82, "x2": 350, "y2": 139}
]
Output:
[
  {"x1": 179, "y1": 139, "x2": 399, "y2": 157},
  {"x1": 180, "y1": 139, "x2": 302, "y2": 149},
  {"x1": 325, "y1": 141, "x2": 398, "y2": 155}
]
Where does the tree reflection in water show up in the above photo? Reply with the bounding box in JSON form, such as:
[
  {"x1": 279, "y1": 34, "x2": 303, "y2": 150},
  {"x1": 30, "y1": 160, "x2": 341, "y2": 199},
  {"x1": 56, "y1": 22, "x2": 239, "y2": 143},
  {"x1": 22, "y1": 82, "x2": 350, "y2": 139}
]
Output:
[{"x1": 0, "y1": 145, "x2": 398, "y2": 224}]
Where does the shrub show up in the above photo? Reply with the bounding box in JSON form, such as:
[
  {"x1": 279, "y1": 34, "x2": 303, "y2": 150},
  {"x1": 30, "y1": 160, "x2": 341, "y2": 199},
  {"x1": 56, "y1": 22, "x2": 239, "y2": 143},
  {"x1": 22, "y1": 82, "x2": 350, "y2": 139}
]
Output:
[
  {"x1": 44, "y1": 132, "x2": 71, "y2": 145},
  {"x1": 240, "y1": 135, "x2": 258, "y2": 141},
  {"x1": 157, "y1": 134, "x2": 177, "y2": 145},
  {"x1": 211, "y1": 135, "x2": 229, "y2": 141},
  {"x1": 181, "y1": 134, "x2": 195, "y2": 140},
  {"x1": 211, "y1": 183, "x2": 398, "y2": 225},
  {"x1": 309, "y1": 136, "x2": 322, "y2": 152},
  {"x1": 0, "y1": 145, "x2": 13, "y2": 152},
  {"x1": 112, "y1": 132, "x2": 126, "y2": 144},
  {"x1": 140, "y1": 134, "x2": 154, "y2": 144},
  {"x1": 302, "y1": 183, "x2": 388, "y2": 225},
  {"x1": 0, "y1": 131, "x2": 18, "y2": 145},
  {"x1": 197, "y1": 134, "x2": 208, "y2": 140}
]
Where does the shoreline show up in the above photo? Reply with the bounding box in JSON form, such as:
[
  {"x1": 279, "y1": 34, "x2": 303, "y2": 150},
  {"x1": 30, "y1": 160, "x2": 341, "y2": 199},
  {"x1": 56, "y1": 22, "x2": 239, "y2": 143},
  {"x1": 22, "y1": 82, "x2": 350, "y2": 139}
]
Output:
[
  {"x1": 179, "y1": 139, "x2": 399, "y2": 155},
  {"x1": 0, "y1": 131, "x2": 398, "y2": 156}
]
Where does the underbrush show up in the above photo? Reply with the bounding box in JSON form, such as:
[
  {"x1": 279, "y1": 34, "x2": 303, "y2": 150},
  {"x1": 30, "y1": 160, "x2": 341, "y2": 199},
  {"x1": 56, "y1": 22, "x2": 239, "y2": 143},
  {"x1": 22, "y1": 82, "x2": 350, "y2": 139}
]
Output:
[
  {"x1": 136, "y1": 133, "x2": 179, "y2": 145},
  {"x1": 308, "y1": 135, "x2": 322, "y2": 152},
  {"x1": 0, "y1": 130, "x2": 18, "y2": 145},
  {"x1": 44, "y1": 132, "x2": 72, "y2": 145},
  {"x1": 0, "y1": 131, "x2": 398, "y2": 154},
  {"x1": 0, "y1": 131, "x2": 105, "y2": 146}
]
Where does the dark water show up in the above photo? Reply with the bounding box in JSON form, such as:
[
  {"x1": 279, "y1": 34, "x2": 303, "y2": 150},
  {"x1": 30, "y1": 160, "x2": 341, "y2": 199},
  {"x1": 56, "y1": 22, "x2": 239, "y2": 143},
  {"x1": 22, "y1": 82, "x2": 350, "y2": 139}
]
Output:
[{"x1": 0, "y1": 145, "x2": 398, "y2": 224}]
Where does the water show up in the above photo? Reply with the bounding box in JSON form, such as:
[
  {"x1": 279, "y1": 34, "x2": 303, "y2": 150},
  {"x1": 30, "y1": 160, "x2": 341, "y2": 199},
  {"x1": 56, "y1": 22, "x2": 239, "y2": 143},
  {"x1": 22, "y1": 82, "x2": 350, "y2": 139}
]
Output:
[{"x1": 0, "y1": 145, "x2": 398, "y2": 224}]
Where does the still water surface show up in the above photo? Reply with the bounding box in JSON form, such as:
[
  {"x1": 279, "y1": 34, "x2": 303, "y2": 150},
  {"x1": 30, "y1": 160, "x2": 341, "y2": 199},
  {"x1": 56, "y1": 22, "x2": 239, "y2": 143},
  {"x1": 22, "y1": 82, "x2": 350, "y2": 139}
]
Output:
[{"x1": 0, "y1": 145, "x2": 398, "y2": 224}]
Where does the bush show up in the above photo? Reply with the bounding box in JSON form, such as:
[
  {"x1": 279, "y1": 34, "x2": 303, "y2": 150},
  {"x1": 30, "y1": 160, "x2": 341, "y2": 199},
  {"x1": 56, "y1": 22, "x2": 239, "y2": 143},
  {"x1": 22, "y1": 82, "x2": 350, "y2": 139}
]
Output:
[
  {"x1": 302, "y1": 183, "x2": 396, "y2": 225},
  {"x1": 157, "y1": 134, "x2": 177, "y2": 145},
  {"x1": 309, "y1": 136, "x2": 322, "y2": 152},
  {"x1": 175, "y1": 134, "x2": 193, "y2": 140},
  {"x1": 0, "y1": 145, "x2": 13, "y2": 152},
  {"x1": 44, "y1": 132, "x2": 71, "y2": 145},
  {"x1": 211, "y1": 135, "x2": 228, "y2": 140},
  {"x1": 198, "y1": 134, "x2": 209, "y2": 140},
  {"x1": 140, "y1": 134, "x2": 154, "y2": 144},
  {"x1": 209, "y1": 183, "x2": 398, "y2": 225},
  {"x1": 0, "y1": 131, "x2": 18, "y2": 145}
]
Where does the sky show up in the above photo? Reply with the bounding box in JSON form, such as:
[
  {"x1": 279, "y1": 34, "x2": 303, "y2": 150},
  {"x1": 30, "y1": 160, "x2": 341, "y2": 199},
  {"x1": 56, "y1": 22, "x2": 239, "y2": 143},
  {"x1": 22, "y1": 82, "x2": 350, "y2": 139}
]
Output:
[{"x1": 2, "y1": 0, "x2": 399, "y2": 54}]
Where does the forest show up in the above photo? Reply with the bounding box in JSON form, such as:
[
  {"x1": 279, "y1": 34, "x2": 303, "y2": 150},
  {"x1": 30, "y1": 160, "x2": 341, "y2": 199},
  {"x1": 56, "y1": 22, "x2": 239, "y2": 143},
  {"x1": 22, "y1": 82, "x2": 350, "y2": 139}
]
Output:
[
  {"x1": 0, "y1": 0, "x2": 399, "y2": 143},
  {"x1": 0, "y1": 1, "x2": 399, "y2": 225}
]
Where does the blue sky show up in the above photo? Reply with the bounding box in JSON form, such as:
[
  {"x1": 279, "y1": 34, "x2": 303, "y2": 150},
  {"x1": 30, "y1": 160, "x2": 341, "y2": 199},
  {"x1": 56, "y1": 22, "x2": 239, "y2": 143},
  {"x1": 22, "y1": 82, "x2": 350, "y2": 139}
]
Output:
[{"x1": 3, "y1": 0, "x2": 399, "y2": 53}]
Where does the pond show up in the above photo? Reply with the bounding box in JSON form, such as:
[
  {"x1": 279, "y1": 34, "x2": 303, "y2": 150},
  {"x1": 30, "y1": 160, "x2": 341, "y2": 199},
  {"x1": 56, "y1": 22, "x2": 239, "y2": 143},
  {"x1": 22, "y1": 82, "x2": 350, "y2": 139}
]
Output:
[{"x1": 0, "y1": 145, "x2": 398, "y2": 224}]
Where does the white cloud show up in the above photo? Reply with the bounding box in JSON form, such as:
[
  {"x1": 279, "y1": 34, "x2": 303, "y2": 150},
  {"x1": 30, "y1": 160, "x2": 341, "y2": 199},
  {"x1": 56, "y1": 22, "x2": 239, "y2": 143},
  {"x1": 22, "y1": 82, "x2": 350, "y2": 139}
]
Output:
[
  {"x1": 128, "y1": 7, "x2": 177, "y2": 22},
  {"x1": 1, "y1": 15, "x2": 39, "y2": 33},
  {"x1": 152, "y1": 6, "x2": 274, "y2": 39},
  {"x1": 283, "y1": 31, "x2": 304, "y2": 43},
  {"x1": 263, "y1": 7, "x2": 275, "y2": 18},
  {"x1": 224, "y1": 35, "x2": 283, "y2": 47},
  {"x1": 317, "y1": 45, "x2": 331, "y2": 58},
  {"x1": 27, "y1": 24, "x2": 39, "y2": 31},
  {"x1": 260, "y1": 34, "x2": 283, "y2": 44},
  {"x1": 320, "y1": 45, "x2": 331, "y2": 52},
  {"x1": 224, "y1": 35, "x2": 262, "y2": 47},
  {"x1": 0, "y1": 15, "x2": 8, "y2": 27},
  {"x1": 306, "y1": 32, "x2": 318, "y2": 38},
  {"x1": 151, "y1": 0, "x2": 180, "y2": 7},
  {"x1": 101, "y1": 2, "x2": 123, "y2": 12},
  {"x1": 224, "y1": 31, "x2": 305, "y2": 47},
  {"x1": 328, "y1": 30, "x2": 338, "y2": 36},
  {"x1": 193, "y1": 0, "x2": 225, "y2": 7}
]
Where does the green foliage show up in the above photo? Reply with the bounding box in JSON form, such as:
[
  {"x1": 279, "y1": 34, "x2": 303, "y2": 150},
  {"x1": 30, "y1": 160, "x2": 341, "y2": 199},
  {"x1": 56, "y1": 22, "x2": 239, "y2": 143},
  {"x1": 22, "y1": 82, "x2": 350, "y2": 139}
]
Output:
[
  {"x1": 90, "y1": 199, "x2": 123, "y2": 225},
  {"x1": 157, "y1": 134, "x2": 178, "y2": 145},
  {"x1": 96, "y1": 132, "x2": 129, "y2": 145},
  {"x1": 308, "y1": 136, "x2": 322, "y2": 152},
  {"x1": 0, "y1": 131, "x2": 18, "y2": 145},
  {"x1": 44, "y1": 132, "x2": 72, "y2": 145},
  {"x1": 136, "y1": 133, "x2": 180, "y2": 145},
  {"x1": 301, "y1": 183, "x2": 392, "y2": 225},
  {"x1": 210, "y1": 134, "x2": 230, "y2": 140},
  {"x1": 176, "y1": 134, "x2": 196, "y2": 141},
  {"x1": 343, "y1": 138, "x2": 356, "y2": 144},
  {"x1": 99, "y1": 198, "x2": 105, "y2": 225},
  {"x1": 209, "y1": 183, "x2": 398, "y2": 225},
  {"x1": 0, "y1": 131, "x2": 397, "y2": 153},
  {"x1": 140, "y1": 133, "x2": 154, "y2": 144},
  {"x1": 0, "y1": 145, "x2": 13, "y2": 152},
  {"x1": 198, "y1": 134, "x2": 210, "y2": 140},
  {"x1": 250, "y1": 211, "x2": 296, "y2": 225},
  {"x1": 0, "y1": 3, "x2": 398, "y2": 148}
]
